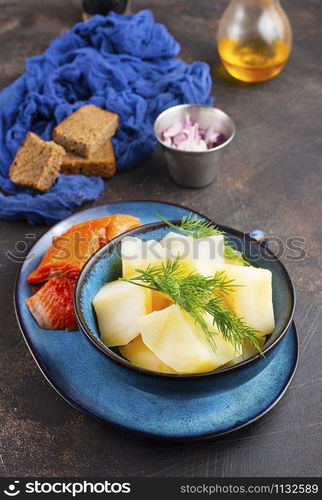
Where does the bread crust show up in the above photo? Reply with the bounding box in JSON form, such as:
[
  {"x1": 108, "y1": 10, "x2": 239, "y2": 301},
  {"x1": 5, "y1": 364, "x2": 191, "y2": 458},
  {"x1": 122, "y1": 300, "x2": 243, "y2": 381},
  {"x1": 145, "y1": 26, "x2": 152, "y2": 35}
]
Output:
[
  {"x1": 9, "y1": 132, "x2": 65, "y2": 192},
  {"x1": 53, "y1": 105, "x2": 119, "y2": 158},
  {"x1": 61, "y1": 139, "x2": 116, "y2": 178}
]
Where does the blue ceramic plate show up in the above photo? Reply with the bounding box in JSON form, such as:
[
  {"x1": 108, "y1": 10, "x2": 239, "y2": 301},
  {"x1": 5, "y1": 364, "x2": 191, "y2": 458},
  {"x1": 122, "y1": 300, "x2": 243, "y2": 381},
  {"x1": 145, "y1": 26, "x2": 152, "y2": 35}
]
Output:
[{"x1": 14, "y1": 201, "x2": 298, "y2": 440}]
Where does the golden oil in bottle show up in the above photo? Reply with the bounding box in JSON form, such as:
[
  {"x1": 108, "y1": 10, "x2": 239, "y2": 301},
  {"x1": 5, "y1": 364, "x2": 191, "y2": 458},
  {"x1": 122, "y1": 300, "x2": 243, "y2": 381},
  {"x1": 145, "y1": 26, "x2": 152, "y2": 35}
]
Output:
[
  {"x1": 218, "y1": 37, "x2": 291, "y2": 82},
  {"x1": 217, "y1": 0, "x2": 292, "y2": 83}
]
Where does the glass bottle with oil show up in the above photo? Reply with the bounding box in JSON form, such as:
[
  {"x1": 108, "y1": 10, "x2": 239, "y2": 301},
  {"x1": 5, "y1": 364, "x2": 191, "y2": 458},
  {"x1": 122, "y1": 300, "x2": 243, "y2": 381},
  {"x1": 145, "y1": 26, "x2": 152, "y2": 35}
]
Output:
[{"x1": 217, "y1": 0, "x2": 292, "y2": 82}]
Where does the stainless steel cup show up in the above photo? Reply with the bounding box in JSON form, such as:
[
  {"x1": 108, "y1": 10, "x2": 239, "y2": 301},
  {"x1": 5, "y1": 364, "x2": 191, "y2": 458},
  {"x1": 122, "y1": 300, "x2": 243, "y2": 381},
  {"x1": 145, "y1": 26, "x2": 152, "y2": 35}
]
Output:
[{"x1": 154, "y1": 104, "x2": 235, "y2": 188}]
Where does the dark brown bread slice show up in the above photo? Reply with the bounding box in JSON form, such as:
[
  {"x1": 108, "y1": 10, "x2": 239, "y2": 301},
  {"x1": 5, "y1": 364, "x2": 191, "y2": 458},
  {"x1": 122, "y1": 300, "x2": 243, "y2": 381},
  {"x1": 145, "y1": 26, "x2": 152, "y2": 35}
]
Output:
[
  {"x1": 53, "y1": 105, "x2": 119, "y2": 158},
  {"x1": 61, "y1": 139, "x2": 116, "y2": 178},
  {"x1": 9, "y1": 132, "x2": 65, "y2": 192}
]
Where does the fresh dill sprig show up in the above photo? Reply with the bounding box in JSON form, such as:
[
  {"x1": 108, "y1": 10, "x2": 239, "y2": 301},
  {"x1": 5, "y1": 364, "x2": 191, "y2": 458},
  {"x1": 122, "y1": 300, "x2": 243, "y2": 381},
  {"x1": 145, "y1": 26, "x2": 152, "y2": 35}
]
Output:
[
  {"x1": 157, "y1": 213, "x2": 221, "y2": 239},
  {"x1": 157, "y1": 213, "x2": 250, "y2": 266},
  {"x1": 121, "y1": 259, "x2": 261, "y2": 354},
  {"x1": 204, "y1": 299, "x2": 263, "y2": 353},
  {"x1": 224, "y1": 245, "x2": 249, "y2": 266}
]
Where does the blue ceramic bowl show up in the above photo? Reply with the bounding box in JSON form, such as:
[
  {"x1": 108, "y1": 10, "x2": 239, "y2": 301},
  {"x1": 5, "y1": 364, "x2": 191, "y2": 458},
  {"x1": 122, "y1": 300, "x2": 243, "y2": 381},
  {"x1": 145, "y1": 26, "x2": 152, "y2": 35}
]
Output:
[{"x1": 74, "y1": 220, "x2": 295, "y2": 396}]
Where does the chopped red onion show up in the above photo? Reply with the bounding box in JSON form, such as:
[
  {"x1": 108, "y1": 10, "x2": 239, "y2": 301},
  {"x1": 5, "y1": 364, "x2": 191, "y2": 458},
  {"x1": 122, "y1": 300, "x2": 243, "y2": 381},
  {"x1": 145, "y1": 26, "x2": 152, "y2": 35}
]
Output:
[
  {"x1": 162, "y1": 121, "x2": 184, "y2": 138},
  {"x1": 163, "y1": 136, "x2": 172, "y2": 147},
  {"x1": 206, "y1": 132, "x2": 221, "y2": 148},
  {"x1": 173, "y1": 131, "x2": 189, "y2": 146},
  {"x1": 176, "y1": 140, "x2": 190, "y2": 151},
  {"x1": 204, "y1": 125, "x2": 213, "y2": 141},
  {"x1": 161, "y1": 114, "x2": 226, "y2": 151}
]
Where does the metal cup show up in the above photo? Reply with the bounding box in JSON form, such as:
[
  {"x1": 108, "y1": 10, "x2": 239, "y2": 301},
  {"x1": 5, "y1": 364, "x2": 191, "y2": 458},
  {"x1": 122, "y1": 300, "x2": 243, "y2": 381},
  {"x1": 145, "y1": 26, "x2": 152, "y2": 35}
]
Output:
[{"x1": 154, "y1": 104, "x2": 235, "y2": 188}]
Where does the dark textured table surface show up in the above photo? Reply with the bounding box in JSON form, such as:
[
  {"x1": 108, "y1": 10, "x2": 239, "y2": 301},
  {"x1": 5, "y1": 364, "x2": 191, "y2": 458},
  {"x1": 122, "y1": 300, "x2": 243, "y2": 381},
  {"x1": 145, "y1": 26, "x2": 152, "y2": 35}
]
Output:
[{"x1": 1, "y1": 0, "x2": 321, "y2": 478}]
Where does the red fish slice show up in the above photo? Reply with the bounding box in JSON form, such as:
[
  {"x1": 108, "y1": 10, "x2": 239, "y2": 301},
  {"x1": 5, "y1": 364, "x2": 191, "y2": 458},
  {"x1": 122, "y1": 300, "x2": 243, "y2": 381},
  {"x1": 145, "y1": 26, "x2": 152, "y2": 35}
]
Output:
[
  {"x1": 27, "y1": 214, "x2": 140, "y2": 284},
  {"x1": 106, "y1": 213, "x2": 141, "y2": 241},
  {"x1": 26, "y1": 277, "x2": 78, "y2": 331}
]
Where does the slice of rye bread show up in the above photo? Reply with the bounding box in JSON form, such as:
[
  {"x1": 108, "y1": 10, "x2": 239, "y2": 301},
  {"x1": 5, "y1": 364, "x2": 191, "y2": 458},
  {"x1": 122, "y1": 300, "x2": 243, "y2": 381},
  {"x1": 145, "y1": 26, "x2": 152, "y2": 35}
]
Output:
[
  {"x1": 9, "y1": 132, "x2": 65, "y2": 192},
  {"x1": 61, "y1": 139, "x2": 116, "y2": 178},
  {"x1": 53, "y1": 105, "x2": 119, "y2": 158}
]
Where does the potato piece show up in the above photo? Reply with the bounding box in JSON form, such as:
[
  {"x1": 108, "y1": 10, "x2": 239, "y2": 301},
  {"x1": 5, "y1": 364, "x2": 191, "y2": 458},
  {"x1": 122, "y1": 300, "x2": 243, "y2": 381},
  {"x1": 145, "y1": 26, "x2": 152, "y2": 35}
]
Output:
[
  {"x1": 139, "y1": 305, "x2": 237, "y2": 374},
  {"x1": 225, "y1": 337, "x2": 266, "y2": 366},
  {"x1": 119, "y1": 335, "x2": 176, "y2": 374},
  {"x1": 161, "y1": 232, "x2": 225, "y2": 276},
  {"x1": 122, "y1": 238, "x2": 172, "y2": 315},
  {"x1": 160, "y1": 231, "x2": 185, "y2": 249},
  {"x1": 122, "y1": 237, "x2": 165, "y2": 278},
  {"x1": 93, "y1": 280, "x2": 152, "y2": 346},
  {"x1": 151, "y1": 291, "x2": 173, "y2": 311},
  {"x1": 219, "y1": 264, "x2": 275, "y2": 336},
  {"x1": 225, "y1": 258, "x2": 245, "y2": 266}
]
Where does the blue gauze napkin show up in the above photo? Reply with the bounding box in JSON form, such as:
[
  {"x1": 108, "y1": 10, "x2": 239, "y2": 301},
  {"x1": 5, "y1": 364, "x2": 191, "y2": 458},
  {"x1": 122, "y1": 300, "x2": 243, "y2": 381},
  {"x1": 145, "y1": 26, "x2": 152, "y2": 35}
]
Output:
[{"x1": 0, "y1": 9, "x2": 213, "y2": 224}]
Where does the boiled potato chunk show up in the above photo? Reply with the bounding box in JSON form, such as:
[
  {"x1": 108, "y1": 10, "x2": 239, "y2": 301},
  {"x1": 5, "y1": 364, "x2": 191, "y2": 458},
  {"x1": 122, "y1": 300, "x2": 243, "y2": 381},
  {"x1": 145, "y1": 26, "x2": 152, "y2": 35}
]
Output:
[
  {"x1": 93, "y1": 280, "x2": 152, "y2": 347},
  {"x1": 225, "y1": 257, "x2": 245, "y2": 266},
  {"x1": 160, "y1": 231, "x2": 185, "y2": 250},
  {"x1": 225, "y1": 337, "x2": 266, "y2": 366},
  {"x1": 139, "y1": 304, "x2": 237, "y2": 374},
  {"x1": 122, "y1": 237, "x2": 165, "y2": 278},
  {"x1": 220, "y1": 264, "x2": 275, "y2": 336},
  {"x1": 161, "y1": 232, "x2": 225, "y2": 276},
  {"x1": 119, "y1": 335, "x2": 176, "y2": 374},
  {"x1": 151, "y1": 290, "x2": 173, "y2": 311}
]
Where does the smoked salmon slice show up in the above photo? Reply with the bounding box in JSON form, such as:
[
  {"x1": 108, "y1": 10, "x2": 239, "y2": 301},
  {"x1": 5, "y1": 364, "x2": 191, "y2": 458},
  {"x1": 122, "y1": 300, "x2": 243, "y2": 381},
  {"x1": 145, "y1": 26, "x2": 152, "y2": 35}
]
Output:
[
  {"x1": 106, "y1": 213, "x2": 141, "y2": 241},
  {"x1": 27, "y1": 214, "x2": 140, "y2": 284},
  {"x1": 26, "y1": 277, "x2": 78, "y2": 331}
]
